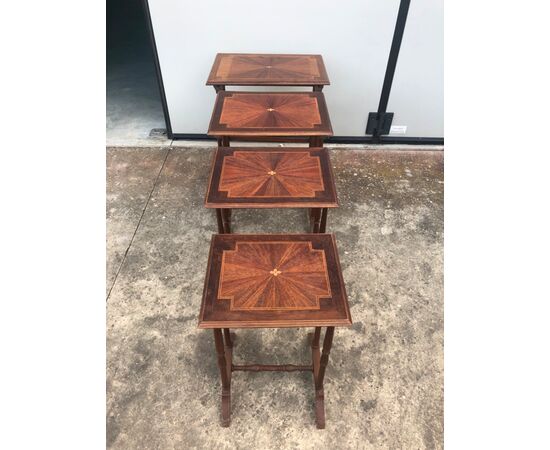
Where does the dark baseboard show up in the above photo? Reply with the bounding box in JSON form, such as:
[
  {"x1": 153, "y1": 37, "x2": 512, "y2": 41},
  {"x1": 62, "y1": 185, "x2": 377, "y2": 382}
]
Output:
[
  {"x1": 170, "y1": 133, "x2": 444, "y2": 146},
  {"x1": 171, "y1": 133, "x2": 214, "y2": 141},
  {"x1": 326, "y1": 136, "x2": 443, "y2": 145}
]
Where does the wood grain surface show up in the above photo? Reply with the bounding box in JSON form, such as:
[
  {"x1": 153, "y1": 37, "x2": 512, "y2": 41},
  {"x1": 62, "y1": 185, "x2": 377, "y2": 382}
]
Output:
[
  {"x1": 205, "y1": 147, "x2": 338, "y2": 208},
  {"x1": 220, "y1": 151, "x2": 324, "y2": 198},
  {"x1": 198, "y1": 234, "x2": 351, "y2": 328},
  {"x1": 219, "y1": 94, "x2": 320, "y2": 128},
  {"x1": 206, "y1": 53, "x2": 330, "y2": 86},
  {"x1": 218, "y1": 241, "x2": 331, "y2": 311},
  {"x1": 208, "y1": 92, "x2": 333, "y2": 137}
]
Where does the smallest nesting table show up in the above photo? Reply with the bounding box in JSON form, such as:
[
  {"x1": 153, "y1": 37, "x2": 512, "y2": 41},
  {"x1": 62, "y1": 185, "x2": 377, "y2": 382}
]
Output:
[
  {"x1": 206, "y1": 53, "x2": 330, "y2": 92},
  {"x1": 199, "y1": 233, "x2": 352, "y2": 428},
  {"x1": 205, "y1": 147, "x2": 338, "y2": 233}
]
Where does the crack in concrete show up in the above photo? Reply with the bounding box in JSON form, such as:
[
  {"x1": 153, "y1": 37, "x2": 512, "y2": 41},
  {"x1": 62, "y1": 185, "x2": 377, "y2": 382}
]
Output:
[{"x1": 106, "y1": 147, "x2": 172, "y2": 301}]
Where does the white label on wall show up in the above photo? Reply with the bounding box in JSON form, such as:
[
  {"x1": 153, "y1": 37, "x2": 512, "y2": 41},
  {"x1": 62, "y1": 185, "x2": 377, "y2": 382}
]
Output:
[{"x1": 390, "y1": 125, "x2": 407, "y2": 135}]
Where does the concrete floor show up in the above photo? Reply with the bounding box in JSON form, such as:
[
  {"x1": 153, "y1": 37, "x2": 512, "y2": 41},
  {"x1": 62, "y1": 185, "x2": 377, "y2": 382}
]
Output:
[{"x1": 107, "y1": 145, "x2": 443, "y2": 449}]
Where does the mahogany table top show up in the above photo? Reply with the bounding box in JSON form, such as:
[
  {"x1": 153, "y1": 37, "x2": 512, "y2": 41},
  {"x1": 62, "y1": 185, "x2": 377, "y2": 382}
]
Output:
[
  {"x1": 198, "y1": 234, "x2": 352, "y2": 329},
  {"x1": 207, "y1": 91, "x2": 333, "y2": 137},
  {"x1": 205, "y1": 147, "x2": 338, "y2": 209},
  {"x1": 206, "y1": 53, "x2": 330, "y2": 87}
]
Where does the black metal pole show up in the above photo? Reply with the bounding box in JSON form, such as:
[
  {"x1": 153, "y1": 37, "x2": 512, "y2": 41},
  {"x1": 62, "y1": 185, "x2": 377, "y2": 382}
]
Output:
[{"x1": 372, "y1": 0, "x2": 411, "y2": 142}]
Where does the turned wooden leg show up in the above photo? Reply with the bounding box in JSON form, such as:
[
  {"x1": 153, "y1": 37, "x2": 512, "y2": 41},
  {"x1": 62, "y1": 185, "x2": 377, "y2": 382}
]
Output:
[
  {"x1": 216, "y1": 209, "x2": 232, "y2": 234},
  {"x1": 311, "y1": 328, "x2": 321, "y2": 367},
  {"x1": 310, "y1": 328, "x2": 322, "y2": 428},
  {"x1": 221, "y1": 209, "x2": 232, "y2": 233},
  {"x1": 216, "y1": 209, "x2": 224, "y2": 234},
  {"x1": 319, "y1": 208, "x2": 328, "y2": 233},
  {"x1": 313, "y1": 327, "x2": 334, "y2": 429},
  {"x1": 213, "y1": 329, "x2": 231, "y2": 427},
  {"x1": 314, "y1": 387, "x2": 325, "y2": 428},
  {"x1": 223, "y1": 328, "x2": 234, "y2": 349},
  {"x1": 311, "y1": 208, "x2": 321, "y2": 233},
  {"x1": 223, "y1": 328, "x2": 234, "y2": 393}
]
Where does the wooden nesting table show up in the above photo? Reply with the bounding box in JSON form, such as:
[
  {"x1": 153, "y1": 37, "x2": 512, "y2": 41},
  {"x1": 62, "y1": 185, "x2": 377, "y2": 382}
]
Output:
[
  {"x1": 198, "y1": 233, "x2": 352, "y2": 428},
  {"x1": 205, "y1": 147, "x2": 338, "y2": 234},
  {"x1": 199, "y1": 53, "x2": 350, "y2": 429},
  {"x1": 206, "y1": 53, "x2": 330, "y2": 92},
  {"x1": 208, "y1": 91, "x2": 333, "y2": 146}
]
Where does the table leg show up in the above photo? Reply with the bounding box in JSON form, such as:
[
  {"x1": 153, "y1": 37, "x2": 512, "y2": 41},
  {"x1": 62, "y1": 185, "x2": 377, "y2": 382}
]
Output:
[
  {"x1": 309, "y1": 328, "x2": 321, "y2": 426},
  {"x1": 313, "y1": 327, "x2": 334, "y2": 429},
  {"x1": 310, "y1": 208, "x2": 321, "y2": 233},
  {"x1": 223, "y1": 328, "x2": 233, "y2": 348},
  {"x1": 221, "y1": 136, "x2": 230, "y2": 147},
  {"x1": 213, "y1": 329, "x2": 231, "y2": 427},
  {"x1": 214, "y1": 85, "x2": 226, "y2": 93},
  {"x1": 319, "y1": 208, "x2": 328, "y2": 233},
  {"x1": 216, "y1": 209, "x2": 224, "y2": 234},
  {"x1": 223, "y1": 329, "x2": 234, "y2": 385},
  {"x1": 311, "y1": 328, "x2": 321, "y2": 372},
  {"x1": 309, "y1": 137, "x2": 325, "y2": 147},
  {"x1": 313, "y1": 85, "x2": 323, "y2": 92},
  {"x1": 221, "y1": 208, "x2": 232, "y2": 233}
]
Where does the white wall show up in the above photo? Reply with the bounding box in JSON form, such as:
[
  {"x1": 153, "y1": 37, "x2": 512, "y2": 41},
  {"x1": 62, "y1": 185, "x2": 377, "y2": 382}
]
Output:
[
  {"x1": 147, "y1": 0, "x2": 443, "y2": 137},
  {"x1": 387, "y1": 0, "x2": 444, "y2": 137}
]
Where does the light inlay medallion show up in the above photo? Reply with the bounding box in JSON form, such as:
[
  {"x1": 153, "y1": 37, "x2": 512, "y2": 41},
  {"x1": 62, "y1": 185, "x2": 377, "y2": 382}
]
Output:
[{"x1": 218, "y1": 242, "x2": 331, "y2": 311}]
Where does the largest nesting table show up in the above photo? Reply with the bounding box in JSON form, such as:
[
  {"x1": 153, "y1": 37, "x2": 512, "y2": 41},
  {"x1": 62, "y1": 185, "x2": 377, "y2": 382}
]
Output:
[{"x1": 198, "y1": 233, "x2": 352, "y2": 428}]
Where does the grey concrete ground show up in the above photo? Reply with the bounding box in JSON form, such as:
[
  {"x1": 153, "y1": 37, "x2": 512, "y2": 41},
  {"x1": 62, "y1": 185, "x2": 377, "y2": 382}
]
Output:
[{"x1": 107, "y1": 145, "x2": 444, "y2": 449}]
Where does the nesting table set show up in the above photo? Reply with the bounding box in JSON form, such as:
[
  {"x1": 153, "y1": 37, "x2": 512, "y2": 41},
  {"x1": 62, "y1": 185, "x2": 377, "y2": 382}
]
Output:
[{"x1": 198, "y1": 53, "x2": 352, "y2": 429}]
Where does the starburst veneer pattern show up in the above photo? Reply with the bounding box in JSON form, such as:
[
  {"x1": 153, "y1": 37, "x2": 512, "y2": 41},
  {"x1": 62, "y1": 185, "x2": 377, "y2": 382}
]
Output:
[
  {"x1": 220, "y1": 151, "x2": 323, "y2": 198},
  {"x1": 205, "y1": 147, "x2": 338, "y2": 208},
  {"x1": 198, "y1": 234, "x2": 351, "y2": 328},
  {"x1": 208, "y1": 92, "x2": 332, "y2": 137},
  {"x1": 219, "y1": 242, "x2": 331, "y2": 311},
  {"x1": 207, "y1": 53, "x2": 330, "y2": 87},
  {"x1": 220, "y1": 94, "x2": 321, "y2": 129}
]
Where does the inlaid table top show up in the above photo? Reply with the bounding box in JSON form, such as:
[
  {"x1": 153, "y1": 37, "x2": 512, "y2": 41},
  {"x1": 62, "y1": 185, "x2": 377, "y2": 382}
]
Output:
[
  {"x1": 206, "y1": 53, "x2": 330, "y2": 87},
  {"x1": 205, "y1": 147, "x2": 338, "y2": 209},
  {"x1": 208, "y1": 91, "x2": 333, "y2": 137},
  {"x1": 198, "y1": 234, "x2": 351, "y2": 329}
]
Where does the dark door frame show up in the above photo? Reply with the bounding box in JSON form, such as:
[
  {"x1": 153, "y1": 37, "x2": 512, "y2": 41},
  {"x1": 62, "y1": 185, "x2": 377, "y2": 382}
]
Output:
[{"x1": 142, "y1": 0, "x2": 443, "y2": 145}]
